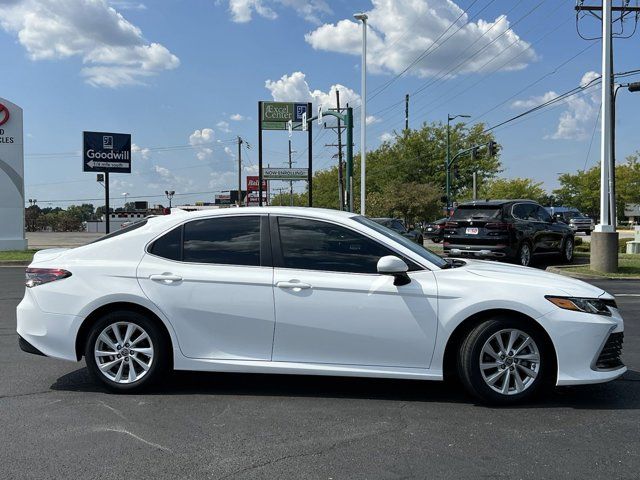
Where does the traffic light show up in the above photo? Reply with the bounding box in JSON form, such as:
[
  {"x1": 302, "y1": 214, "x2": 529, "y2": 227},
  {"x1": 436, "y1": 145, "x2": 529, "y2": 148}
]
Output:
[
  {"x1": 487, "y1": 141, "x2": 498, "y2": 157},
  {"x1": 453, "y1": 164, "x2": 460, "y2": 179}
]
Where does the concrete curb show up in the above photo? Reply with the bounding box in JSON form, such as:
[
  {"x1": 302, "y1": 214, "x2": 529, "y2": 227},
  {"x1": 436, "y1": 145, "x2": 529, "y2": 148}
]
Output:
[{"x1": 546, "y1": 264, "x2": 640, "y2": 281}]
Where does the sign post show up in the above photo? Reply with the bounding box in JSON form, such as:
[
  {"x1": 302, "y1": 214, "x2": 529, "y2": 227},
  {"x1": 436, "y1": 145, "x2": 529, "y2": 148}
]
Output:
[{"x1": 83, "y1": 131, "x2": 132, "y2": 234}]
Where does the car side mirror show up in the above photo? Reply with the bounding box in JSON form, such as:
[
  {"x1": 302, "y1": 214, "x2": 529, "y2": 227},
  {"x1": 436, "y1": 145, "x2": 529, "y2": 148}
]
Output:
[{"x1": 377, "y1": 255, "x2": 411, "y2": 286}]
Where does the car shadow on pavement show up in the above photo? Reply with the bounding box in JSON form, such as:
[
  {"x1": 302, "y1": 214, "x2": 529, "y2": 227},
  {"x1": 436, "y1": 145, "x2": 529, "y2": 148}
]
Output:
[{"x1": 51, "y1": 367, "x2": 640, "y2": 409}]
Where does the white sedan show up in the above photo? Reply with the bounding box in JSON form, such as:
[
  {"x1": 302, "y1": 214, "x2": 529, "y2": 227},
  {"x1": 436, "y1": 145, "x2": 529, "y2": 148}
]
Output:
[{"x1": 17, "y1": 207, "x2": 625, "y2": 404}]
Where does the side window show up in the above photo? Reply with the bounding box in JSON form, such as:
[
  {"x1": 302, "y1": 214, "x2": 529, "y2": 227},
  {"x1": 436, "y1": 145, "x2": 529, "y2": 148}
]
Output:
[
  {"x1": 391, "y1": 220, "x2": 406, "y2": 232},
  {"x1": 513, "y1": 203, "x2": 537, "y2": 221},
  {"x1": 277, "y1": 217, "x2": 404, "y2": 274},
  {"x1": 149, "y1": 226, "x2": 182, "y2": 261},
  {"x1": 183, "y1": 216, "x2": 261, "y2": 266},
  {"x1": 535, "y1": 206, "x2": 552, "y2": 223}
]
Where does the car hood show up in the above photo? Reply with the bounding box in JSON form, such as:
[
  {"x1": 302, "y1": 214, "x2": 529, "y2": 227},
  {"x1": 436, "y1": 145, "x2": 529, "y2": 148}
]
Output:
[{"x1": 460, "y1": 260, "x2": 607, "y2": 298}]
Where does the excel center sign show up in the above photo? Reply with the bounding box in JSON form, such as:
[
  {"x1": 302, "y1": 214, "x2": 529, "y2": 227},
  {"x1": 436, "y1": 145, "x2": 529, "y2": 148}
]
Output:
[{"x1": 260, "y1": 102, "x2": 308, "y2": 130}]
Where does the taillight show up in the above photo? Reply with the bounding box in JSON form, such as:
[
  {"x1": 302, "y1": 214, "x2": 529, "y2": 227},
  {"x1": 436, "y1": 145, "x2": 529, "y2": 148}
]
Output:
[
  {"x1": 25, "y1": 268, "x2": 72, "y2": 288},
  {"x1": 485, "y1": 222, "x2": 513, "y2": 230}
]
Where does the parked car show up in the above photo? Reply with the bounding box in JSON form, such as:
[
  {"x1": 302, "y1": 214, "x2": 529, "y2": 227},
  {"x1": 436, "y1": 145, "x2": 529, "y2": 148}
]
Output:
[
  {"x1": 423, "y1": 217, "x2": 447, "y2": 243},
  {"x1": 546, "y1": 207, "x2": 594, "y2": 235},
  {"x1": 371, "y1": 217, "x2": 423, "y2": 245},
  {"x1": 17, "y1": 207, "x2": 625, "y2": 405},
  {"x1": 443, "y1": 200, "x2": 575, "y2": 266}
]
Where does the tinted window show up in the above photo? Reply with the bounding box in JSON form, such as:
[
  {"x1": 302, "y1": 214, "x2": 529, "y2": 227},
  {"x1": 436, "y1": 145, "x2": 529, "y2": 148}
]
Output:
[
  {"x1": 452, "y1": 206, "x2": 501, "y2": 220},
  {"x1": 277, "y1": 217, "x2": 400, "y2": 274},
  {"x1": 535, "y1": 206, "x2": 552, "y2": 223},
  {"x1": 512, "y1": 203, "x2": 537, "y2": 221},
  {"x1": 149, "y1": 226, "x2": 182, "y2": 261},
  {"x1": 391, "y1": 221, "x2": 406, "y2": 232},
  {"x1": 183, "y1": 216, "x2": 260, "y2": 266}
]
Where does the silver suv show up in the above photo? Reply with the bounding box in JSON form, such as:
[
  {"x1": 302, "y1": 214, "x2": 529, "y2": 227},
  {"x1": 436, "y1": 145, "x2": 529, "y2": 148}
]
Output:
[{"x1": 546, "y1": 207, "x2": 594, "y2": 234}]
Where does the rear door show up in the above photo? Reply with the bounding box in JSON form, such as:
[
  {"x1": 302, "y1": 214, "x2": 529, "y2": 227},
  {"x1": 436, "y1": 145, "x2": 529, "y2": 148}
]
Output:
[
  {"x1": 511, "y1": 203, "x2": 541, "y2": 251},
  {"x1": 137, "y1": 215, "x2": 276, "y2": 360},
  {"x1": 534, "y1": 206, "x2": 564, "y2": 252}
]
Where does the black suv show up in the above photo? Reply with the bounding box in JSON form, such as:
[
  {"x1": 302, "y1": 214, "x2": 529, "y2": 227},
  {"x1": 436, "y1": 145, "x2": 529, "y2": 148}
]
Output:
[
  {"x1": 371, "y1": 218, "x2": 424, "y2": 245},
  {"x1": 443, "y1": 200, "x2": 575, "y2": 266}
]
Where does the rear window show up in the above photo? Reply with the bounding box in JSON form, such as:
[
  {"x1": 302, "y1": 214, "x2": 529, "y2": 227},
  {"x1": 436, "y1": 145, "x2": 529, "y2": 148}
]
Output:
[
  {"x1": 451, "y1": 206, "x2": 502, "y2": 220},
  {"x1": 90, "y1": 219, "x2": 148, "y2": 244}
]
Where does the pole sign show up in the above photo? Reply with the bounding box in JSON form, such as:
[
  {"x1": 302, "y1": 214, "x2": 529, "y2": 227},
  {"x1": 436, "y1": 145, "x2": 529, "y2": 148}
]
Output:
[
  {"x1": 0, "y1": 97, "x2": 27, "y2": 250},
  {"x1": 261, "y1": 102, "x2": 308, "y2": 130},
  {"x1": 83, "y1": 131, "x2": 132, "y2": 173},
  {"x1": 263, "y1": 167, "x2": 309, "y2": 180}
]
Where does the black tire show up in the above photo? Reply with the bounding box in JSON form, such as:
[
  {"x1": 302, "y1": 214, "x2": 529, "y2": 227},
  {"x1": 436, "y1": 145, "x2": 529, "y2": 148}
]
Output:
[
  {"x1": 84, "y1": 310, "x2": 170, "y2": 393},
  {"x1": 457, "y1": 317, "x2": 554, "y2": 405},
  {"x1": 417, "y1": 235, "x2": 424, "y2": 245},
  {"x1": 432, "y1": 237, "x2": 442, "y2": 244},
  {"x1": 561, "y1": 236, "x2": 574, "y2": 263},
  {"x1": 515, "y1": 241, "x2": 532, "y2": 267}
]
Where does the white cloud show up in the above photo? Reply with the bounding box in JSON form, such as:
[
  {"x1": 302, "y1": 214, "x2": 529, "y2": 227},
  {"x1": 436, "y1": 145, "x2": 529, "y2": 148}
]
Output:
[
  {"x1": 366, "y1": 115, "x2": 381, "y2": 125},
  {"x1": 109, "y1": 1, "x2": 147, "y2": 10},
  {"x1": 148, "y1": 165, "x2": 195, "y2": 192},
  {"x1": 265, "y1": 71, "x2": 360, "y2": 110},
  {"x1": 230, "y1": 113, "x2": 246, "y2": 121},
  {"x1": 513, "y1": 71, "x2": 600, "y2": 141},
  {"x1": 131, "y1": 143, "x2": 150, "y2": 160},
  {"x1": 189, "y1": 128, "x2": 216, "y2": 160},
  {"x1": 223, "y1": 0, "x2": 330, "y2": 23},
  {"x1": 216, "y1": 121, "x2": 232, "y2": 133},
  {"x1": 379, "y1": 132, "x2": 394, "y2": 142},
  {"x1": 0, "y1": 0, "x2": 179, "y2": 87},
  {"x1": 305, "y1": 0, "x2": 536, "y2": 78}
]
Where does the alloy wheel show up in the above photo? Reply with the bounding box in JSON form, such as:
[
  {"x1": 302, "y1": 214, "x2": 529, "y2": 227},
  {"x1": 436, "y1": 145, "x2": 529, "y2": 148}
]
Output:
[
  {"x1": 94, "y1": 322, "x2": 154, "y2": 384},
  {"x1": 519, "y1": 244, "x2": 531, "y2": 266},
  {"x1": 565, "y1": 238, "x2": 574, "y2": 261},
  {"x1": 479, "y1": 329, "x2": 540, "y2": 396}
]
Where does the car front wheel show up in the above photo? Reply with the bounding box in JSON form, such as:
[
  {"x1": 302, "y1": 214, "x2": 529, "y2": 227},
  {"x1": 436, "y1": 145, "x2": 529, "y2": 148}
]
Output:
[
  {"x1": 562, "y1": 237, "x2": 574, "y2": 263},
  {"x1": 85, "y1": 310, "x2": 169, "y2": 392},
  {"x1": 458, "y1": 318, "x2": 553, "y2": 405}
]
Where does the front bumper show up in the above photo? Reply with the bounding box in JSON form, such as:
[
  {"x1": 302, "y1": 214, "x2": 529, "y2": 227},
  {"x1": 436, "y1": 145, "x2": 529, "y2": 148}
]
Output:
[
  {"x1": 16, "y1": 288, "x2": 81, "y2": 362},
  {"x1": 537, "y1": 305, "x2": 626, "y2": 386}
]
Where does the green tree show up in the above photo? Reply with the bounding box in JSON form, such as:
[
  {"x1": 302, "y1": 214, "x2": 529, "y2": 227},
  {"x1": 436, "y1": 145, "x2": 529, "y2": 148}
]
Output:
[
  {"x1": 553, "y1": 153, "x2": 640, "y2": 221},
  {"x1": 310, "y1": 121, "x2": 501, "y2": 213},
  {"x1": 367, "y1": 181, "x2": 441, "y2": 223},
  {"x1": 474, "y1": 177, "x2": 549, "y2": 204}
]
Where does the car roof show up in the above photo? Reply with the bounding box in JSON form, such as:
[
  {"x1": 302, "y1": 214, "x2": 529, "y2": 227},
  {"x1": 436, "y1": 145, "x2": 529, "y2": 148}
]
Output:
[
  {"x1": 457, "y1": 199, "x2": 539, "y2": 207},
  {"x1": 153, "y1": 206, "x2": 359, "y2": 226}
]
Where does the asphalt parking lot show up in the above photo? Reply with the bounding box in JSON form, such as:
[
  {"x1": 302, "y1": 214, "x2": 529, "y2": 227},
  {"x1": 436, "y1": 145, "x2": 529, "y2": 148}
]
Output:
[{"x1": 1, "y1": 266, "x2": 639, "y2": 480}]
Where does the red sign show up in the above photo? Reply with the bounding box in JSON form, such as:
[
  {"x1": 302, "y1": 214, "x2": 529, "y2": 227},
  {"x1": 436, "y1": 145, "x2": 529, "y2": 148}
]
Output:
[
  {"x1": 0, "y1": 103, "x2": 9, "y2": 126},
  {"x1": 247, "y1": 176, "x2": 267, "y2": 192}
]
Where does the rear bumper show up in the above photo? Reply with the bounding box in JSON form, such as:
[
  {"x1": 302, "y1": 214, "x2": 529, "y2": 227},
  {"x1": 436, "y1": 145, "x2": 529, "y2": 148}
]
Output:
[
  {"x1": 16, "y1": 288, "x2": 81, "y2": 362},
  {"x1": 444, "y1": 243, "x2": 515, "y2": 259}
]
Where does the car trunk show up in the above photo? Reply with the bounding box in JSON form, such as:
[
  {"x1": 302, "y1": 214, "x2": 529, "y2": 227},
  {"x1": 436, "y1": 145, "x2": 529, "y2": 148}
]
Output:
[{"x1": 445, "y1": 206, "x2": 510, "y2": 244}]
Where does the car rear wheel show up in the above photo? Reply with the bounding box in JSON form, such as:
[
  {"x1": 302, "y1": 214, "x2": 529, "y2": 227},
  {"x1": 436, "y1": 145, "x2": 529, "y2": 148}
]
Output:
[
  {"x1": 515, "y1": 241, "x2": 532, "y2": 267},
  {"x1": 85, "y1": 310, "x2": 169, "y2": 392},
  {"x1": 457, "y1": 318, "x2": 553, "y2": 405},
  {"x1": 432, "y1": 237, "x2": 442, "y2": 243}
]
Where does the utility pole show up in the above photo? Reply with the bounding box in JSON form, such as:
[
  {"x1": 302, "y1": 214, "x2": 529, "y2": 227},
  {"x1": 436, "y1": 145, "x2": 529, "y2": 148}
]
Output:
[
  {"x1": 405, "y1": 94, "x2": 409, "y2": 131},
  {"x1": 325, "y1": 92, "x2": 348, "y2": 210},
  {"x1": 472, "y1": 172, "x2": 478, "y2": 201},
  {"x1": 105, "y1": 172, "x2": 110, "y2": 234},
  {"x1": 354, "y1": 12, "x2": 368, "y2": 215},
  {"x1": 237, "y1": 136, "x2": 243, "y2": 207},
  {"x1": 288, "y1": 139, "x2": 296, "y2": 206},
  {"x1": 575, "y1": 0, "x2": 640, "y2": 272}
]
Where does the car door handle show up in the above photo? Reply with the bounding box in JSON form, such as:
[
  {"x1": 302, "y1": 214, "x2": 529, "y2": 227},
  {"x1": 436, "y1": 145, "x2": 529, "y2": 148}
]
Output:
[
  {"x1": 149, "y1": 274, "x2": 183, "y2": 283},
  {"x1": 276, "y1": 281, "x2": 311, "y2": 290}
]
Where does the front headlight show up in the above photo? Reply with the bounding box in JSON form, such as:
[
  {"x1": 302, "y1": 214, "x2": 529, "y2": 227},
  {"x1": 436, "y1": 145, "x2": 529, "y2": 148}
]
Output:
[{"x1": 545, "y1": 296, "x2": 614, "y2": 316}]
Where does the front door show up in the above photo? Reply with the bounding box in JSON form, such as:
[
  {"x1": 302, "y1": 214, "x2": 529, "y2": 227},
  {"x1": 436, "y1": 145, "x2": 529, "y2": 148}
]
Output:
[
  {"x1": 270, "y1": 216, "x2": 438, "y2": 369},
  {"x1": 137, "y1": 215, "x2": 275, "y2": 360}
]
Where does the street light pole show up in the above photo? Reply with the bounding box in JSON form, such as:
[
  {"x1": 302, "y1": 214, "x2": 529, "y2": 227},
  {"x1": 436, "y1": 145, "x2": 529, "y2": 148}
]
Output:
[
  {"x1": 165, "y1": 190, "x2": 175, "y2": 209},
  {"x1": 446, "y1": 114, "x2": 470, "y2": 216},
  {"x1": 354, "y1": 12, "x2": 368, "y2": 216}
]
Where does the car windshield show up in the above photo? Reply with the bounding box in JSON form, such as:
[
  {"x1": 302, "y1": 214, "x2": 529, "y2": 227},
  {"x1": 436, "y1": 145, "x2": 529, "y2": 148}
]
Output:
[
  {"x1": 355, "y1": 216, "x2": 448, "y2": 269},
  {"x1": 563, "y1": 211, "x2": 584, "y2": 219},
  {"x1": 452, "y1": 206, "x2": 502, "y2": 220}
]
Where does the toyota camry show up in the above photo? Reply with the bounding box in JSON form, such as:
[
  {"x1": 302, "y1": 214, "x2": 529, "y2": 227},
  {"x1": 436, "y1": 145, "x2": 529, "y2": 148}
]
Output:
[{"x1": 17, "y1": 207, "x2": 625, "y2": 404}]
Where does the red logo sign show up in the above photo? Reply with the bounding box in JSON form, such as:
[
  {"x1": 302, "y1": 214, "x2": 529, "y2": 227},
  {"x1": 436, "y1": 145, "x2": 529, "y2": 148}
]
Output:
[
  {"x1": 247, "y1": 176, "x2": 268, "y2": 192},
  {"x1": 0, "y1": 103, "x2": 9, "y2": 126}
]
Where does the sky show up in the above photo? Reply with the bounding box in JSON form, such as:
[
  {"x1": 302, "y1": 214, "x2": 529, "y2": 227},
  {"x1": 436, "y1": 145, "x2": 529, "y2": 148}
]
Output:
[{"x1": 1, "y1": 0, "x2": 639, "y2": 208}]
